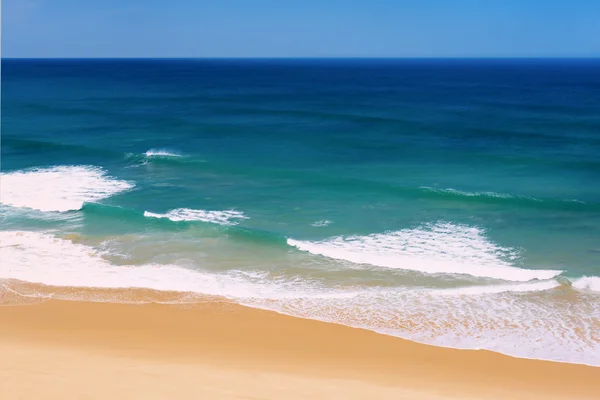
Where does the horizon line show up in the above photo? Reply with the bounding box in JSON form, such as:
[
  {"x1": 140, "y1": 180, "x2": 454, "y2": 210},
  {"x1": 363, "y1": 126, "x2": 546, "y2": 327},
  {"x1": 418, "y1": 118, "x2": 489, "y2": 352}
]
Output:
[{"x1": 3, "y1": 56, "x2": 600, "y2": 60}]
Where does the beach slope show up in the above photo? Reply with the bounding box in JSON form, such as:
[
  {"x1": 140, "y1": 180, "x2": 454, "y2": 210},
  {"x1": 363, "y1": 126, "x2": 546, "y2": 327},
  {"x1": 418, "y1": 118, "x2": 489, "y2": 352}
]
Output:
[{"x1": 1, "y1": 294, "x2": 598, "y2": 399}]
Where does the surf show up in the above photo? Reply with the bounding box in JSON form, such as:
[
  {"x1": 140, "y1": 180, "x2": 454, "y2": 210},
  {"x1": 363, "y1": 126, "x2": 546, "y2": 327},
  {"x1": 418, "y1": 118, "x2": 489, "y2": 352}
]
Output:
[
  {"x1": 144, "y1": 208, "x2": 248, "y2": 226},
  {"x1": 0, "y1": 165, "x2": 134, "y2": 213},
  {"x1": 288, "y1": 222, "x2": 562, "y2": 282},
  {"x1": 1, "y1": 229, "x2": 598, "y2": 367}
]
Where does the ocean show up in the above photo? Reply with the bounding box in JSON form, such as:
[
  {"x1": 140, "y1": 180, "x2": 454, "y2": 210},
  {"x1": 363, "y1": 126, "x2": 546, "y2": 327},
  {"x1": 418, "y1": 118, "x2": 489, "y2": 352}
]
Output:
[{"x1": 1, "y1": 58, "x2": 599, "y2": 365}]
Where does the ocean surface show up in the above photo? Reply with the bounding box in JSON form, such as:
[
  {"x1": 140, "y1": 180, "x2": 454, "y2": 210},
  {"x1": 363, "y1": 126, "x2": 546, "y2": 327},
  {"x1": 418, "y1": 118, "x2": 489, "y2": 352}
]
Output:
[{"x1": 1, "y1": 59, "x2": 599, "y2": 365}]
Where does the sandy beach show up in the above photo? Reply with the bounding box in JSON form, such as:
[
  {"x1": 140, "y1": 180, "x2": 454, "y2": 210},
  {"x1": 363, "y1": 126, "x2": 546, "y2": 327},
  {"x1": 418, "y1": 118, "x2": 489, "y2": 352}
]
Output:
[{"x1": 0, "y1": 285, "x2": 598, "y2": 399}]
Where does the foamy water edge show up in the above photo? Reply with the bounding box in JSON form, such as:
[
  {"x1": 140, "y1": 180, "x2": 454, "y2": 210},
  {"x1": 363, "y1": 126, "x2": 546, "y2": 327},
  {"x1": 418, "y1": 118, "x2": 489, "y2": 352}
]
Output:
[{"x1": 1, "y1": 230, "x2": 598, "y2": 367}]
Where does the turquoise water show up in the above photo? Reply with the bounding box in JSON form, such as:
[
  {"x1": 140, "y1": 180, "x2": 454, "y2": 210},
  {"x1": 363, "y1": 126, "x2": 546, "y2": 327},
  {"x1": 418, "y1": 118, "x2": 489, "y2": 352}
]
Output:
[{"x1": 2, "y1": 59, "x2": 599, "y2": 365}]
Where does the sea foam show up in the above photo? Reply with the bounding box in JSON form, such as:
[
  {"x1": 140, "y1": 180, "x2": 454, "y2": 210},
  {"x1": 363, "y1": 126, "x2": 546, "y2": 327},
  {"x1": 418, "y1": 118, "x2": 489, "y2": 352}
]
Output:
[
  {"x1": 288, "y1": 223, "x2": 562, "y2": 282},
  {"x1": 311, "y1": 220, "x2": 332, "y2": 227},
  {"x1": 421, "y1": 186, "x2": 515, "y2": 199},
  {"x1": 144, "y1": 208, "x2": 248, "y2": 226},
  {"x1": 0, "y1": 166, "x2": 133, "y2": 212},
  {"x1": 0, "y1": 231, "x2": 295, "y2": 298},
  {"x1": 144, "y1": 149, "x2": 183, "y2": 158},
  {"x1": 1, "y1": 230, "x2": 598, "y2": 366},
  {"x1": 572, "y1": 276, "x2": 600, "y2": 292},
  {"x1": 430, "y1": 280, "x2": 562, "y2": 296}
]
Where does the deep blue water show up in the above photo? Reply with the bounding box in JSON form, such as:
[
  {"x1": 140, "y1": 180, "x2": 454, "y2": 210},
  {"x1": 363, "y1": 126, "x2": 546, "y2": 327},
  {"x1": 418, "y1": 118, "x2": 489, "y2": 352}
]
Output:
[{"x1": 2, "y1": 59, "x2": 600, "y2": 364}]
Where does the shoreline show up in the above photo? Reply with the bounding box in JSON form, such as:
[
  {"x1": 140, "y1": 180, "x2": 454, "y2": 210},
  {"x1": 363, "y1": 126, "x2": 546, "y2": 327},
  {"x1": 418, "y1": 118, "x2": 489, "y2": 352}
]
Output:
[
  {"x1": 1, "y1": 284, "x2": 599, "y2": 399},
  {"x1": 2, "y1": 279, "x2": 598, "y2": 368}
]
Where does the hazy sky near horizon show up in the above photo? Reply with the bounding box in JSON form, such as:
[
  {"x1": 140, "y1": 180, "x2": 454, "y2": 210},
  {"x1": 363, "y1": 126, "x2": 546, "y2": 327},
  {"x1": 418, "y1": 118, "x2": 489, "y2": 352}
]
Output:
[{"x1": 3, "y1": 0, "x2": 600, "y2": 58}]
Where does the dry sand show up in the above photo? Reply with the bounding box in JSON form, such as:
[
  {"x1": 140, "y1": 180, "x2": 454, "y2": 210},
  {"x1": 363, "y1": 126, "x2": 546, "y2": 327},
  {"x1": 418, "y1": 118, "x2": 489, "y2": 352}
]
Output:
[{"x1": 0, "y1": 287, "x2": 599, "y2": 399}]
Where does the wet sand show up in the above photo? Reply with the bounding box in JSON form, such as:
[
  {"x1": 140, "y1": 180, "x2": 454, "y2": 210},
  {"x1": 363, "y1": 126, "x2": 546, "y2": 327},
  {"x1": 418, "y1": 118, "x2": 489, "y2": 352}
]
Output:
[{"x1": 0, "y1": 288, "x2": 599, "y2": 399}]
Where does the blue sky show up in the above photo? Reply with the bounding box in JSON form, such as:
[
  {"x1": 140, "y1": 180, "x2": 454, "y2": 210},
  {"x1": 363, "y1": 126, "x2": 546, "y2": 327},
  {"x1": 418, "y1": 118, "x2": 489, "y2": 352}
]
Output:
[{"x1": 3, "y1": 0, "x2": 600, "y2": 58}]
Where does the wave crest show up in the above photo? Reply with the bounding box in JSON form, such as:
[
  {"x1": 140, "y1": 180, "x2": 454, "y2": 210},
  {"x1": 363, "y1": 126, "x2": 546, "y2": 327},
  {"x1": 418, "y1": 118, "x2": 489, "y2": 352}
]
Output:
[
  {"x1": 144, "y1": 208, "x2": 248, "y2": 226},
  {"x1": 0, "y1": 166, "x2": 134, "y2": 212},
  {"x1": 144, "y1": 149, "x2": 183, "y2": 158},
  {"x1": 288, "y1": 223, "x2": 562, "y2": 282},
  {"x1": 311, "y1": 220, "x2": 332, "y2": 227},
  {"x1": 572, "y1": 276, "x2": 600, "y2": 292},
  {"x1": 1, "y1": 230, "x2": 598, "y2": 366}
]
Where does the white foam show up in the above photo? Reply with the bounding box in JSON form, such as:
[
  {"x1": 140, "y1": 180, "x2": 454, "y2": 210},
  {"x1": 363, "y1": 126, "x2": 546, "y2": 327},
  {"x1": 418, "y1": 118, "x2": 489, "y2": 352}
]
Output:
[
  {"x1": 1, "y1": 230, "x2": 598, "y2": 366},
  {"x1": 251, "y1": 288, "x2": 600, "y2": 366},
  {"x1": 431, "y1": 280, "x2": 562, "y2": 296},
  {"x1": 288, "y1": 223, "x2": 562, "y2": 282},
  {"x1": 311, "y1": 220, "x2": 332, "y2": 227},
  {"x1": 572, "y1": 276, "x2": 600, "y2": 292},
  {"x1": 421, "y1": 187, "x2": 515, "y2": 199},
  {"x1": 145, "y1": 149, "x2": 182, "y2": 158},
  {"x1": 0, "y1": 231, "x2": 299, "y2": 298},
  {"x1": 0, "y1": 232, "x2": 565, "y2": 300},
  {"x1": 0, "y1": 166, "x2": 134, "y2": 212},
  {"x1": 144, "y1": 208, "x2": 248, "y2": 226}
]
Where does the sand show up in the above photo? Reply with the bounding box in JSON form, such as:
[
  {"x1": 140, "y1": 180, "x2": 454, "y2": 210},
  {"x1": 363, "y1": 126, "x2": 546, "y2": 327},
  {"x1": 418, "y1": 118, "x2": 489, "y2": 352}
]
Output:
[{"x1": 0, "y1": 287, "x2": 599, "y2": 399}]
